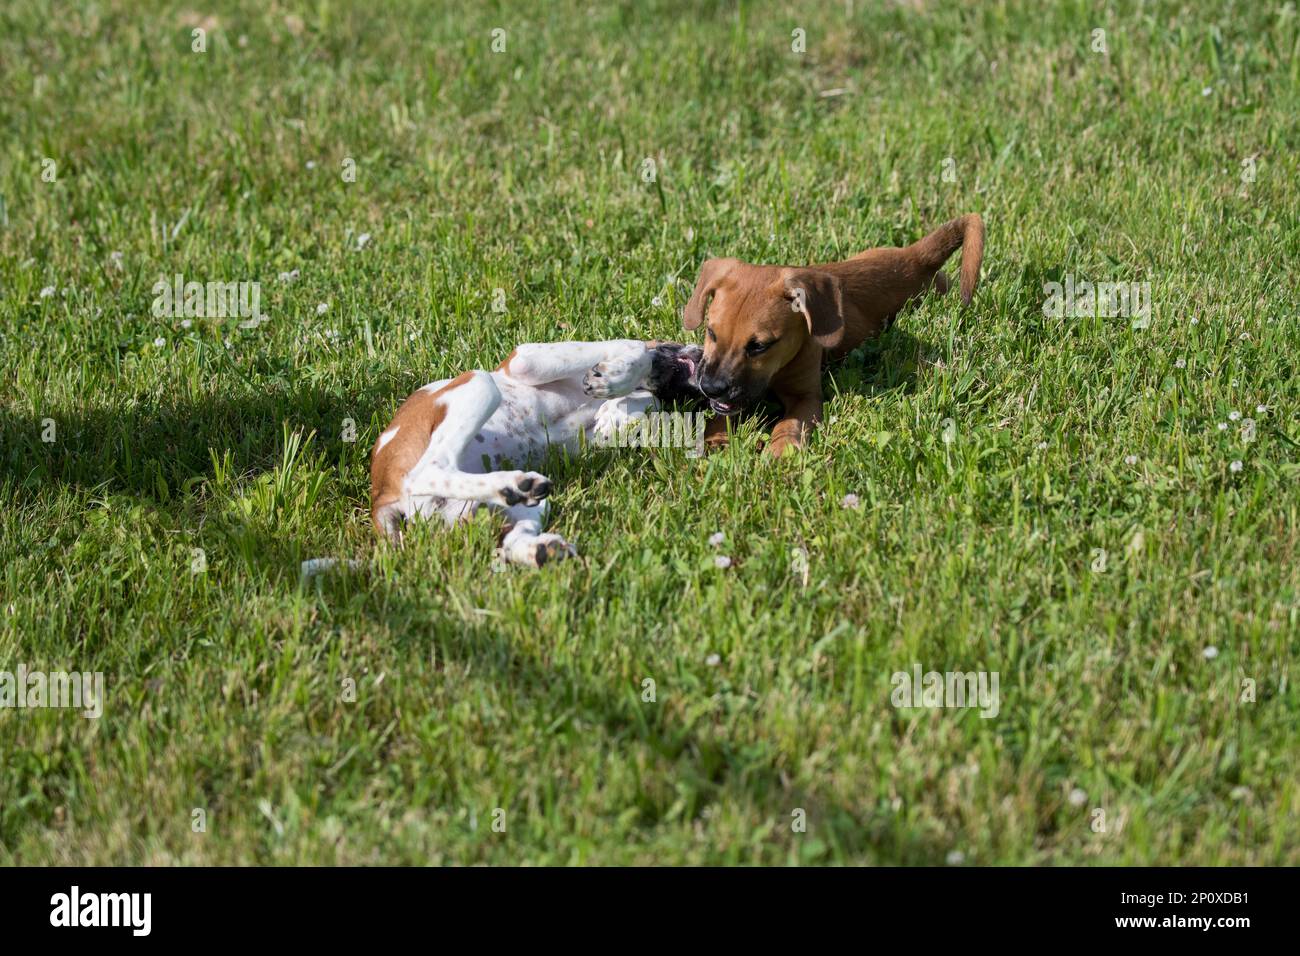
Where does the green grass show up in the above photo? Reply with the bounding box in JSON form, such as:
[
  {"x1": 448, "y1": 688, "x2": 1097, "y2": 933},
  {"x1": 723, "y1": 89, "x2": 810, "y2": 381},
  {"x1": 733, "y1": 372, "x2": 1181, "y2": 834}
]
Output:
[{"x1": 1, "y1": 0, "x2": 1298, "y2": 865}]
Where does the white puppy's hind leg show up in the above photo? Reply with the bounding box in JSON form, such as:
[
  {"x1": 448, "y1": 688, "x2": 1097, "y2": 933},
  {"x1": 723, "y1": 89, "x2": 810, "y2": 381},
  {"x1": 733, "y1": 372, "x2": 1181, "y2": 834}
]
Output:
[
  {"x1": 408, "y1": 466, "x2": 552, "y2": 509},
  {"x1": 403, "y1": 370, "x2": 552, "y2": 509},
  {"x1": 497, "y1": 500, "x2": 576, "y2": 567}
]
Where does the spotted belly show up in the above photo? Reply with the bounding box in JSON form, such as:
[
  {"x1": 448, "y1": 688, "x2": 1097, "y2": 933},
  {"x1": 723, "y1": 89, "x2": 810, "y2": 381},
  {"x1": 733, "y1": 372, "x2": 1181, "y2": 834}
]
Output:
[{"x1": 456, "y1": 401, "x2": 597, "y2": 472}]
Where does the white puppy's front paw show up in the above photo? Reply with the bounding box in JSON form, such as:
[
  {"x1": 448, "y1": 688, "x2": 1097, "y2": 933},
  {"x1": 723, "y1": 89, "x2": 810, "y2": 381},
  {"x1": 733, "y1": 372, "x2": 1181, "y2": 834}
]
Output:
[{"x1": 583, "y1": 345, "x2": 653, "y2": 398}]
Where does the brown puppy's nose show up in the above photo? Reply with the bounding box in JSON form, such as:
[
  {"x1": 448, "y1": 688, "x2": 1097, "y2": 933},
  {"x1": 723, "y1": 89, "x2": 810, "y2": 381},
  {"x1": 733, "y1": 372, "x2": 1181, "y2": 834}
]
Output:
[{"x1": 699, "y1": 370, "x2": 730, "y2": 399}]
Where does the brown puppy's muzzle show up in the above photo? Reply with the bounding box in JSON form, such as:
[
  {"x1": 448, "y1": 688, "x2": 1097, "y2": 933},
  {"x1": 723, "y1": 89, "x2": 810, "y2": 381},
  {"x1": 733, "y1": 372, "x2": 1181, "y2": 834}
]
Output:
[{"x1": 698, "y1": 358, "x2": 758, "y2": 415}]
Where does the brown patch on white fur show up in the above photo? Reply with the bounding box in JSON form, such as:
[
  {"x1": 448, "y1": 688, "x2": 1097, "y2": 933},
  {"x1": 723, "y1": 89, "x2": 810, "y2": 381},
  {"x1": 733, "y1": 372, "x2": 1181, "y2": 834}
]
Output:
[{"x1": 369, "y1": 371, "x2": 474, "y2": 539}]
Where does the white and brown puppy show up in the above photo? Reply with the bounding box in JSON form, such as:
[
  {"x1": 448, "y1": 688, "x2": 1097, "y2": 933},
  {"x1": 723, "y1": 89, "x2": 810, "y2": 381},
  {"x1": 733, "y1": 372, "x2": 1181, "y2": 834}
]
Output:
[{"x1": 369, "y1": 340, "x2": 701, "y2": 566}]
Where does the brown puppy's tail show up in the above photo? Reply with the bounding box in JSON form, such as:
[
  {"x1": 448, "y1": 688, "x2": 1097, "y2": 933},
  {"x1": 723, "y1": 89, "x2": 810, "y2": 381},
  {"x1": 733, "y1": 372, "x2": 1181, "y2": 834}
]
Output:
[{"x1": 912, "y1": 213, "x2": 984, "y2": 305}]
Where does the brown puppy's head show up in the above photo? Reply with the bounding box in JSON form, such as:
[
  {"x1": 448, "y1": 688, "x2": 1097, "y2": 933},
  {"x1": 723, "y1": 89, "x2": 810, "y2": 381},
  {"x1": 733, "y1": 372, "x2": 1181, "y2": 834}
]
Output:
[{"x1": 682, "y1": 258, "x2": 844, "y2": 415}]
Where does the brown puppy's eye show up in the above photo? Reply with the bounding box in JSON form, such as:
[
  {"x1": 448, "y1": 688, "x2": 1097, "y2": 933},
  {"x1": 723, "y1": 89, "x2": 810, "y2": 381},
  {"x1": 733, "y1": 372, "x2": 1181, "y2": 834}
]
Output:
[
  {"x1": 745, "y1": 337, "x2": 775, "y2": 355},
  {"x1": 706, "y1": 327, "x2": 717, "y2": 342}
]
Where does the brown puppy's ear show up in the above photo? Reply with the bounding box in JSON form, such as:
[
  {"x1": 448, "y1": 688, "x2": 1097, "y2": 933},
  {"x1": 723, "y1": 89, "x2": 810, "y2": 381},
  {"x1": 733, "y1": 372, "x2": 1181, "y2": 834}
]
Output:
[
  {"x1": 784, "y1": 269, "x2": 844, "y2": 349},
  {"x1": 683, "y1": 257, "x2": 736, "y2": 330}
]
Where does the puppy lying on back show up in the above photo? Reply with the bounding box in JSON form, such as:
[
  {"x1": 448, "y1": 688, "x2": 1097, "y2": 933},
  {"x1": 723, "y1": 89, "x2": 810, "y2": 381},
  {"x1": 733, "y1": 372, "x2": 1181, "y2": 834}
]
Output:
[
  {"x1": 369, "y1": 340, "x2": 701, "y2": 566},
  {"x1": 683, "y1": 214, "x2": 984, "y2": 456}
]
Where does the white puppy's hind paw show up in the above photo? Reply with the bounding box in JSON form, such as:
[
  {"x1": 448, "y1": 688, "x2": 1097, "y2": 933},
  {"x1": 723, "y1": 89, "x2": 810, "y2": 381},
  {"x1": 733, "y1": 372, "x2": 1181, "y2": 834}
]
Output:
[
  {"x1": 532, "y1": 533, "x2": 577, "y2": 567},
  {"x1": 499, "y1": 533, "x2": 576, "y2": 568},
  {"x1": 495, "y1": 471, "x2": 552, "y2": 507}
]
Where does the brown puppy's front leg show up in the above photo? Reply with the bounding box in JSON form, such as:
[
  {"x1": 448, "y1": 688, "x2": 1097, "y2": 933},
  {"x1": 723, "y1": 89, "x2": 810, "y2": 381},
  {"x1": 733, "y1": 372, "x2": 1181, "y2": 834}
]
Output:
[
  {"x1": 764, "y1": 342, "x2": 825, "y2": 457},
  {"x1": 766, "y1": 393, "x2": 822, "y2": 457},
  {"x1": 704, "y1": 414, "x2": 730, "y2": 452}
]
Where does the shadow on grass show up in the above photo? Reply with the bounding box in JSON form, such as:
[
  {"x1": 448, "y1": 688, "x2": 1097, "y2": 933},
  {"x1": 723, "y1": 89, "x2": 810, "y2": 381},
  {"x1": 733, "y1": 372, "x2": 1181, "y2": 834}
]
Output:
[
  {"x1": 0, "y1": 384, "x2": 372, "y2": 503},
  {"x1": 0, "y1": 383, "x2": 380, "y2": 588},
  {"x1": 827, "y1": 325, "x2": 935, "y2": 402}
]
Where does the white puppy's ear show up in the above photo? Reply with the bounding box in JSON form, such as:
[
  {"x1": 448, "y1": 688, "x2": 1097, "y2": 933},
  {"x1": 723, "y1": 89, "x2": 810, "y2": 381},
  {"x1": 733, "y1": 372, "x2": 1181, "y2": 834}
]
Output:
[
  {"x1": 784, "y1": 269, "x2": 844, "y2": 349},
  {"x1": 683, "y1": 257, "x2": 738, "y2": 330}
]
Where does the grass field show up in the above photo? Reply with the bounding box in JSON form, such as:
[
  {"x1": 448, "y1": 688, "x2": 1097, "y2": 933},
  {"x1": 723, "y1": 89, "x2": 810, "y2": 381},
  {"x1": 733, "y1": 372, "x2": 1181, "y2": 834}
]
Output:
[{"x1": 1, "y1": 0, "x2": 1298, "y2": 865}]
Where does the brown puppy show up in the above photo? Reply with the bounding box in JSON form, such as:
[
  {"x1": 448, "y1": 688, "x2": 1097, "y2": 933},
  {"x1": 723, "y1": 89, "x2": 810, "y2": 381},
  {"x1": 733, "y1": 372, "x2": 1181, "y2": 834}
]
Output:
[{"x1": 683, "y1": 213, "x2": 984, "y2": 456}]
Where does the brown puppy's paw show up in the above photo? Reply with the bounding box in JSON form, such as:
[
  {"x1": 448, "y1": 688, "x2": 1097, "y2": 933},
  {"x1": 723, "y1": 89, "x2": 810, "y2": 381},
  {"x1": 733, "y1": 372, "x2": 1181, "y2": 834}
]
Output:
[{"x1": 764, "y1": 434, "x2": 807, "y2": 458}]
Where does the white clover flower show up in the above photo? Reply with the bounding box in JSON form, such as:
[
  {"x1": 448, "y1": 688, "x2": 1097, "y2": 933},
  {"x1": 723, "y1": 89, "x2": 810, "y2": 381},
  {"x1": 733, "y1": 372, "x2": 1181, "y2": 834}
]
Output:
[
  {"x1": 1203, "y1": 645, "x2": 1219, "y2": 659},
  {"x1": 109, "y1": 250, "x2": 124, "y2": 269},
  {"x1": 306, "y1": 160, "x2": 318, "y2": 169},
  {"x1": 1255, "y1": 404, "x2": 1267, "y2": 414},
  {"x1": 316, "y1": 302, "x2": 329, "y2": 315},
  {"x1": 1201, "y1": 86, "x2": 1213, "y2": 96},
  {"x1": 278, "y1": 269, "x2": 299, "y2": 283},
  {"x1": 1124, "y1": 455, "x2": 1138, "y2": 465},
  {"x1": 708, "y1": 532, "x2": 725, "y2": 547},
  {"x1": 705, "y1": 653, "x2": 721, "y2": 666},
  {"x1": 652, "y1": 296, "x2": 662, "y2": 307},
  {"x1": 1228, "y1": 410, "x2": 1240, "y2": 421},
  {"x1": 1036, "y1": 440, "x2": 1048, "y2": 450},
  {"x1": 1229, "y1": 460, "x2": 1243, "y2": 473},
  {"x1": 1175, "y1": 358, "x2": 1186, "y2": 368},
  {"x1": 1217, "y1": 422, "x2": 1228, "y2": 431},
  {"x1": 39, "y1": 286, "x2": 56, "y2": 298},
  {"x1": 841, "y1": 493, "x2": 860, "y2": 509},
  {"x1": 946, "y1": 850, "x2": 965, "y2": 865},
  {"x1": 713, "y1": 555, "x2": 732, "y2": 569},
  {"x1": 1068, "y1": 788, "x2": 1088, "y2": 808},
  {"x1": 153, "y1": 336, "x2": 166, "y2": 347},
  {"x1": 181, "y1": 319, "x2": 193, "y2": 329},
  {"x1": 356, "y1": 232, "x2": 371, "y2": 250}
]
